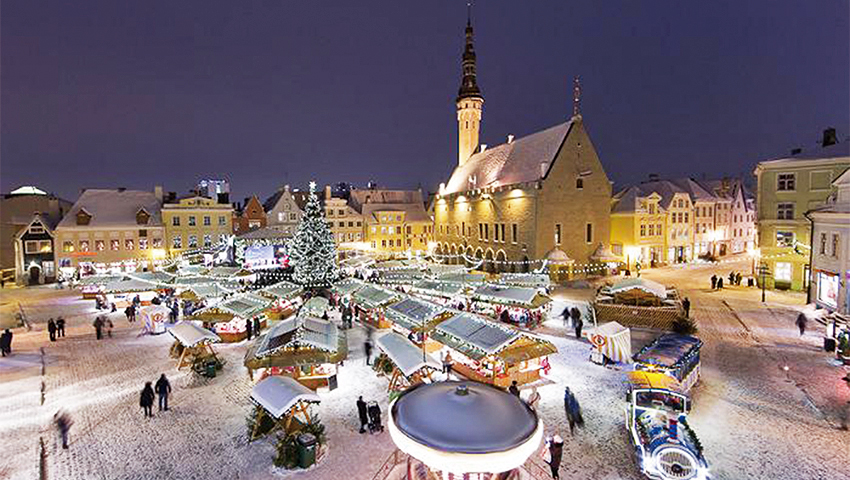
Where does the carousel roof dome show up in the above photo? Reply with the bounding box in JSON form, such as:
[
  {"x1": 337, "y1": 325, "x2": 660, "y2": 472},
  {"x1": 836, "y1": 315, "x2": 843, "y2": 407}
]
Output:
[
  {"x1": 590, "y1": 242, "x2": 621, "y2": 262},
  {"x1": 389, "y1": 381, "x2": 543, "y2": 474},
  {"x1": 544, "y1": 248, "x2": 573, "y2": 264}
]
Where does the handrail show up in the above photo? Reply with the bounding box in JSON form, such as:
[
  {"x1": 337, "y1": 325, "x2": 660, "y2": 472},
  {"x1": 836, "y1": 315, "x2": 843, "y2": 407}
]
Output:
[{"x1": 371, "y1": 449, "x2": 408, "y2": 480}]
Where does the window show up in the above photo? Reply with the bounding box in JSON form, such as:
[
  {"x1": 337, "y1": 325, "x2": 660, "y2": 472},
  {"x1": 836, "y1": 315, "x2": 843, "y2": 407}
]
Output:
[
  {"x1": 576, "y1": 178, "x2": 584, "y2": 189},
  {"x1": 139, "y1": 229, "x2": 147, "y2": 237},
  {"x1": 124, "y1": 239, "x2": 134, "y2": 250},
  {"x1": 172, "y1": 236, "x2": 182, "y2": 249},
  {"x1": 219, "y1": 215, "x2": 226, "y2": 226},
  {"x1": 777, "y1": 203, "x2": 794, "y2": 220},
  {"x1": 80, "y1": 240, "x2": 90, "y2": 252},
  {"x1": 389, "y1": 239, "x2": 394, "y2": 247},
  {"x1": 396, "y1": 215, "x2": 402, "y2": 222},
  {"x1": 278, "y1": 212, "x2": 284, "y2": 222},
  {"x1": 25, "y1": 240, "x2": 39, "y2": 254},
  {"x1": 649, "y1": 204, "x2": 656, "y2": 214},
  {"x1": 381, "y1": 226, "x2": 387, "y2": 234},
  {"x1": 776, "y1": 231, "x2": 794, "y2": 247},
  {"x1": 585, "y1": 223, "x2": 593, "y2": 243},
  {"x1": 348, "y1": 221, "x2": 354, "y2": 227},
  {"x1": 29, "y1": 225, "x2": 45, "y2": 234},
  {"x1": 357, "y1": 221, "x2": 362, "y2": 227},
  {"x1": 657, "y1": 223, "x2": 662, "y2": 233},
  {"x1": 339, "y1": 209, "x2": 345, "y2": 216},
  {"x1": 381, "y1": 240, "x2": 387, "y2": 248},
  {"x1": 110, "y1": 239, "x2": 120, "y2": 251},
  {"x1": 484, "y1": 224, "x2": 489, "y2": 241},
  {"x1": 407, "y1": 226, "x2": 412, "y2": 235},
  {"x1": 289, "y1": 213, "x2": 297, "y2": 221},
  {"x1": 512, "y1": 224, "x2": 518, "y2": 243},
  {"x1": 139, "y1": 238, "x2": 148, "y2": 250},
  {"x1": 188, "y1": 235, "x2": 198, "y2": 248},
  {"x1": 248, "y1": 220, "x2": 261, "y2": 229},
  {"x1": 820, "y1": 233, "x2": 827, "y2": 255},
  {"x1": 648, "y1": 224, "x2": 654, "y2": 236},
  {"x1": 63, "y1": 241, "x2": 75, "y2": 253},
  {"x1": 371, "y1": 226, "x2": 377, "y2": 234},
  {"x1": 684, "y1": 213, "x2": 689, "y2": 223},
  {"x1": 172, "y1": 216, "x2": 180, "y2": 226},
  {"x1": 204, "y1": 235, "x2": 212, "y2": 247},
  {"x1": 371, "y1": 241, "x2": 376, "y2": 249},
  {"x1": 500, "y1": 224, "x2": 505, "y2": 243},
  {"x1": 640, "y1": 224, "x2": 646, "y2": 237},
  {"x1": 203, "y1": 216, "x2": 211, "y2": 226},
  {"x1": 152, "y1": 238, "x2": 162, "y2": 248},
  {"x1": 555, "y1": 224, "x2": 562, "y2": 244},
  {"x1": 777, "y1": 173, "x2": 796, "y2": 191},
  {"x1": 188, "y1": 216, "x2": 196, "y2": 226},
  {"x1": 774, "y1": 262, "x2": 792, "y2": 282},
  {"x1": 832, "y1": 234, "x2": 840, "y2": 258}
]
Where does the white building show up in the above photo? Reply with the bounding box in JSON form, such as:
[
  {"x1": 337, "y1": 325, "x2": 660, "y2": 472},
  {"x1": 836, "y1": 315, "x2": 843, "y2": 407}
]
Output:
[
  {"x1": 807, "y1": 168, "x2": 850, "y2": 314},
  {"x1": 264, "y1": 185, "x2": 304, "y2": 237}
]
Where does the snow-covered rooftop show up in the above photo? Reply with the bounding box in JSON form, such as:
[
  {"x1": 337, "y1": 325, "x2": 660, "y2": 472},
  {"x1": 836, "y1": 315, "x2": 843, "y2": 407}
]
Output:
[
  {"x1": 376, "y1": 332, "x2": 440, "y2": 377},
  {"x1": 56, "y1": 189, "x2": 163, "y2": 230},
  {"x1": 168, "y1": 322, "x2": 221, "y2": 347},
  {"x1": 251, "y1": 376, "x2": 320, "y2": 419}
]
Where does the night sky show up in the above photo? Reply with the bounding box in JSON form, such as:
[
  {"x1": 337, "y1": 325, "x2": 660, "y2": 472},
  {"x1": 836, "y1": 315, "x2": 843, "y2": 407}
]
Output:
[{"x1": 2, "y1": 1, "x2": 848, "y2": 202}]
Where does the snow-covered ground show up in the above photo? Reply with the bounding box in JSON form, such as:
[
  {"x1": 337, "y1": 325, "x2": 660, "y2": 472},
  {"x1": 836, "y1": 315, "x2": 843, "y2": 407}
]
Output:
[{"x1": 1, "y1": 260, "x2": 848, "y2": 480}]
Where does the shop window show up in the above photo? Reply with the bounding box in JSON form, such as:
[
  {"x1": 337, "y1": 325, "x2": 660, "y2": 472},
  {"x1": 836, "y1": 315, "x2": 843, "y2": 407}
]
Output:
[
  {"x1": 63, "y1": 241, "x2": 75, "y2": 253},
  {"x1": 110, "y1": 239, "x2": 120, "y2": 251},
  {"x1": 125, "y1": 239, "x2": 134, "y2": 250},
  {"x1": 774, "y1": 262, "x2": 792, "y2": 282},
  {"x1": 80, "y1": 240, "x2": 90, "y2": 252}
]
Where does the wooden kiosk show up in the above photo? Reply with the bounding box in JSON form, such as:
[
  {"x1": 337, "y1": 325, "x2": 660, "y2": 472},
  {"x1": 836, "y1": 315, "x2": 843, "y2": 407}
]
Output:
[
  {"x1": 374, "y1": 332, "x2": 441, "y2": 392},
  {"x1": 249, "y1": 375, "x2": 321, "y2": 441},
  {"x1": 167, "y1": 321, "x2": 221, "y2": 370}
]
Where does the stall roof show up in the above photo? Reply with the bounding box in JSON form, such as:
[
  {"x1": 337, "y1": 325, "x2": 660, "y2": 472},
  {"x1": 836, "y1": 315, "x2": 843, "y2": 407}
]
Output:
[
  {"x1": 340, "y1": 256, "x2": 375, "y2": 269},
  {"x1": 260, "y1": 281, "x2": 303, "y2": 301},
  {"x1": 496, "y1": 336, "x2": 557, "y2": 364},
  {"x1": 425, "y1": 263, "x2": 467, "y2": 277},
  {"x1": 171, "y1": 276, "x2": 219, "y2": 286},
  {"x1": 251, "y1": 376, "x2": 321, "y2": 419},
  {"x1": 302, "y1": 297, "x2": 330, "y2": 316},
  {"x1": 168, "y1": 321, "x2": 221, "y2": 347},
  {"x1": 178, "y1": 265, "x2": 207, "y2": 276},
  {"x1": 245, "y1": 315, "x2": 348, "y2": 370},
  {"x1": 352, "y1": 285, "x2": 400, "y2": 310},
  {"x1": 608, "y1": 278, "x2": 667, "y2": 299},
  {"x1": 192, "y1": 291, "x2": 270, "y2": 321},
  {"x1": 436, "y1": 272, "x2": 487, "y2": 285},
  {"x1": 376, "y1": 270, "x2": 426, "y2": 285},
  {"x1": 77, "y1": 274, "x2": 124, "y2": 286},
  {"x1": 330, "y1": 278, "x2": 366, "y2": 297},
  {"x1": 385, "y1": 297, "x2": 447, "y2": 333},
  {"x1": 633, "y1": 334, "x2": 702, "y2": 368},
  {"x1": 207, "y1": 266, "x2": 242, "y2": 277},
  {"x1": 128, "y1": 271, "x2": 175, "y2": 285},
  {"x1": 627, "y1": 371, "x2": 684, "y2": 393},
  {"x1": 496, "y1": 273, "x2": 551, "y2": 289},
  {"x1": 473, "y1": 284, "x2": 550, "y2": 308},
  {"x1": 434, "y1": 312, "x2": 519, "y2": 357},
  {"x1": 410, "y1": 280, "x2": 465, "y2": 298},
  {"x1": 101, "y1": 278, "x2": 158, "y2": 293},
  {"x1": 376, "y1": 332, "x2": 440, "y2": 377}
]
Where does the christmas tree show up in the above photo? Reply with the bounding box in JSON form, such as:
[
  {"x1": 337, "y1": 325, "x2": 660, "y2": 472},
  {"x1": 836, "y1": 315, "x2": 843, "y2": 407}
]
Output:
[{"x1": 289, "y1": 182, "x2": 338, "y2": 288}]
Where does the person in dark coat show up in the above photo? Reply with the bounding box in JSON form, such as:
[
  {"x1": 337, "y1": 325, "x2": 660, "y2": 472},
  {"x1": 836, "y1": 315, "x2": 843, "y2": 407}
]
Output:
[
  {"x1": 710, "y1": 275, "x2": 717, "y2": 290},
  {"x1": 728, "y1": 272, "x2": 735, "y2": 286},
  {"x1": 548, "y1": 434, "x2": 564, "y2": 479},
  {"x1": 0, "y1": 329, "x2": 11, "y2": 356},
  {"x1": 736, "y1": 272, "x2": 743, "y2": 286},
  {"x1": 155, "y1": 374, "x2": 171, "y2": 411},
  {"x1": 140, "y1": 382, "x2": 155, "y2": 417},
  {"x1": 125, "y1": 305, "x2": 134, "y2": 322},
  {"x1": 54, "y1": 410, "x2": 73, "y2": 449},
  {"x1": 564, "y1": 387, "x2": 583, "y2": 435},
  {"x1": 356, "y1": 396, "x2": 369, "y2": 433},
  {"x1": 717, "y1": 277, "x2": 723, "y2": 289},
  {"x1": 48, "y1": 318, "x2": 57, "y2": 342},
  {"x1": 364, "y1": 339, "x2": 373, "y2": 365},
  {"x1": 253, "y1": 317, "x2": 261, "y2": 337},
  {"x1": 245, "y1": 317, "x2": 253, "y2": 340},
  {"x1": 795, "y1": 312, "x2": 808, "y2": 336},
  {"x1": 56, "y1": 317, "x2": 65, "y2": 337},
  {"x1": 570, "y1": 307, "x2": 583, "y2": 338},
  {"x1": 93, "y1": 316, "x2": 104, "y2": 340},
  {"x1": 508, "y1": 380, "x2": 520, "y2": 397},
  {"x1": 682, "y1": 297, "x2": 691, "y2": 318},
  {"x1": 105, "y1": 318, "x2": 113, "y2": 338},
  {"x1": 499, "y1": 309, "x2": 511, "y2": 324}
]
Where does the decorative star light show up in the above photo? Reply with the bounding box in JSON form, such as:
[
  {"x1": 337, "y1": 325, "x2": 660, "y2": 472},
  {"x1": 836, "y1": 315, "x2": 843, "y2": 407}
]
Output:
[{"x1": 309, "y1": 181, "x2": 317, "y2": 192}]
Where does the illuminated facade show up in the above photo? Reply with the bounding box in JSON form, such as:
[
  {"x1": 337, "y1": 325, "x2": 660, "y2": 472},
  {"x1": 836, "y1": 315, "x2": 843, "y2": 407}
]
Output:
[{"x1": 162, "y1": 195, "x2": 233, "y2": 256}]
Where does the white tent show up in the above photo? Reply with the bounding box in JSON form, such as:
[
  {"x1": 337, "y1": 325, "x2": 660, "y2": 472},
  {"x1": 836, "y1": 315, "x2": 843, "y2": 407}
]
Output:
[
  {"x1": 139, "y1": 305, "x2": 171, "y2": 334},
  {"x1": 251, "y1": 376, "x2": 321, "y2": 419},
  {"x1": 168, "y1": 321, "x2": 220, "y2": 347},
  {"x1": 584, "y1": 321, "x2": 631, "y2": 363},
  {"x1": 376, "y1": 332, "x2": 440, "y2": 378}
]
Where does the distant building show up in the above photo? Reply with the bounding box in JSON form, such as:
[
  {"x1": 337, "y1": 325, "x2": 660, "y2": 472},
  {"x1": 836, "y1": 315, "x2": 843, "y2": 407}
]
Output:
[
  {"x1": 264, "y1": 185, "x2": 304, "y2": 237},
  {"x1": 323, "y1": 185, "x2": 364, "y2": 248},
  {"x1": 1, "y1": 186, "x2": 72, "y2": 280},
  {"x1": 433, "y1": 17, "x2": 612, "y2": 272},
  {"x1": 807, "y1": 168, "x2": 850, "y2": 313},
  {"x1": 754, "y1": 133, "x2": 850, "y2": 291},
  {"x1": 54, "y1": 188, "x2": 166, "y2": 275},
  {"x1": 197, "y1": 179, "x2": 230, "y2": 203},
  {"x1": 162, "y1": 195, "x2": 233, "y2": 256},
  {"x1": 233, "y1": 196, "x2": 267, "y2": 235},
  {"x1": 701, "y1": 178, "x2": 756, "y2": 255},
  {"x1": 14, "y1": 213, "x2": 62, "y2": 285},
  {"x1": 351, "y1": 189, "x2": 432, "y2": 256}
]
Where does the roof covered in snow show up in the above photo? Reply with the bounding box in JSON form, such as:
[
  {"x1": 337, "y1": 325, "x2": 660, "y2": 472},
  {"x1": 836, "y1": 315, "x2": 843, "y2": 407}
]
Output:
[
  {"x1": 361, "y1": 202, "x2": 431, "y2": 224},
  {"x1": 168, "y1": 321, "x2": 220, "y2": 347},
  {"x1": 251, "y1": 376, "x2": 320, "y2": 419},
  {"x1": 433, "y1": 312, "x2": 519, "y2": 357},
  {"x1": 410, "y1": 280, "x2": 466, "y2": 298},
  {"x1": 259, "y1": 281, "x2": 303, "y2": 301},
  {"x1": 472, "y1": 284, "x2": 550, "y2": 308},
  {"x1": 376, "y1": 332, "x2": 440, "y2": 377},
  {"x1": 385, "y1": 297, "x2": 446, "y2": 332},
  {"x1": 57, "y1": 189, "x2": 163, "y2": 229},
  {"x1": 443, "y1": 121, "x2": 573, "y2": 195},
  {"x1": 608, "y1": 278, "x2": 668, "y2": 299},
  {"x1": 352, "y1": 285, "x2": 400, "y2": 310}
]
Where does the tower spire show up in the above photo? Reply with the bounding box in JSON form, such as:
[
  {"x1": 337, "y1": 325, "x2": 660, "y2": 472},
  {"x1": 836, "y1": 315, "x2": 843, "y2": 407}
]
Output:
[
  {"x1": 457, "y1": 1, "x2": 482, "y2": 102},
  {"x1": 456, "y1": 2, "x2": 484, "y2": 167},
  {"x1": 572, "y1": 76, "x2": 581, "y2": 118}
]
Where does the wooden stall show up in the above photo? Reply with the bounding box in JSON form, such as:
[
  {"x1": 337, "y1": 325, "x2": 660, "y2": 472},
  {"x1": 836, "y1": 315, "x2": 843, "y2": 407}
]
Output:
[
  {"x1": 351, "y1": 285, "x2": 400, "y2": 329},
  {"x1": 167, "y1": 321, "x2": 221, "y2": 370},
  {"x1": 258, "y1": 281, "x2": 304, "y2": 320},
  {"x1": 383, "y1": 296, "x2": 451, "y2": 354},
  {"x1": 186, "y1": 292, "x2": 270, "y2": 342},
  {"x1": 249, "y1": 376, "x2": 321, "y2": 441},
  {"x1": 374, "y1": 332, "x2": 440, "y2": 392},
  {"x1": 470, "y1": 284, "x2": 552, "y2": 329}
]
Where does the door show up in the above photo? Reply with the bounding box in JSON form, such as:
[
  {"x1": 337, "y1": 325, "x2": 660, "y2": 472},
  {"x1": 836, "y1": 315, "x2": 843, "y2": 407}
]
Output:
[{"x1": 29, "y1": 265, "x2": 40, "y2": 285}]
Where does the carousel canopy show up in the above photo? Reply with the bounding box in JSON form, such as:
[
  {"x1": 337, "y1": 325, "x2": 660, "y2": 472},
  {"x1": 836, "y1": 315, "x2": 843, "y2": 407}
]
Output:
[
  {"x1": 376, "y1": 332, "x2": 440, "y2": 377},
  {"x1": 473, "y1": 284, "x2": 550, "y2": 309},
  {"x1": 330, "y1": 278, "x2": 366, "y2": 297},
  {"x1": 260, "y1": 281, "x2": 303, "y2": 302},
  {"x1": 432, "y1": 312, "x2": 519, "y2": 359},
  {"x1": 633, "y1": 334, "x2": 702, "y2": 369},
  {"x1": 409, "y1": 280, "x2": 465, "y2": 299},
  {"x1": 168, "y1": 321, "x2": 221, "y2": 347},
  {"x1": 389, "y1": 381, "x2": 542, "y2": 473},
  {"x1": 607, "y1": 278, "x2": 667, "y2": 299},
  {"x1": 385, "y1": 297, "x2": 446, "y2": 333},
  {"x1": 496, "y1": 273, "x2": 551, "y2": 289},
  {"x1": 352, "y1": 285, "x2": 400, "y2": 310},
  {"x1": 251, "y1": 376, "x2": 321, "y2": 419}
]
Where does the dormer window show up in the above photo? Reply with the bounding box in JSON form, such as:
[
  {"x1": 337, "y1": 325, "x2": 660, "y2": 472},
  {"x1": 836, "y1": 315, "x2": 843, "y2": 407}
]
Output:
[
  {"x1": 136, "y1": 208, "x2": 150, "y2": 225},
  {"x1": 76, "y1": 210, "x2": 92, "y2": 226}
]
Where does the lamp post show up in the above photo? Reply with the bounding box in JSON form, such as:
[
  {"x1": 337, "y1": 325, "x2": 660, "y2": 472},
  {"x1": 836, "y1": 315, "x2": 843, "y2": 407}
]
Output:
[{"x1": 757, "y1": 261, "x2": 770, "y2": 303}]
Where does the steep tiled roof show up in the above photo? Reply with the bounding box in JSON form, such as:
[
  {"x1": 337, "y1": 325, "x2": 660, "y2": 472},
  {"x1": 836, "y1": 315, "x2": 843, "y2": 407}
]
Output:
[
  {"x1": 443, "y1": 121, "x2": 573, "y2": 195},
  {"x1": 57, "y1": 189, "x2": 162, "y2": 229}
]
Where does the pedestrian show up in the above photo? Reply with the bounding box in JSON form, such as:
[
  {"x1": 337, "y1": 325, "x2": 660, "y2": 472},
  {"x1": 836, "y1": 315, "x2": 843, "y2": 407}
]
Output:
[
  {"x1": 0, "y1": 329, "x2": 11, "y2": 356},
  {"x1": 93, "y1": 316, "x2": 103, "y2": 340},
  {"x1": 140, "y1": 382, "x2": 155, "y2": 418},
  {"x1": 54, "y1": 410, "x2": 73, "y2": 449},
  {"x1": 682, "y1": 297, "x2": 691, "y2": 318},
  {"x1": 105, "y1": 318, "x2": 113, "y2": 338},
  {"x1": 0, "y1": 276, "x2": 4, "y2": 288},
  {"x1": 547, "y1": 434, "x2": 564, "y2": 479},
  {"x1": 48, "y1": 318, "x2": 57, "y2": 342},
  {"x1": 364, "y1": 339, "x2": 373, "y2": 365},
  {"x1": 125, "y1": 305, "x2": 133, "y2": 322},
  {"x1": 717, "y1": 277, "x2": 723, "y2": 289},
  {"x1": 356, "y1": 396, "x2": 369, "y2": 433},
  {"x1": 736, "y1": 272, "x2": 743, "y2": 286},
  {"x1": 526, "y1": 386, "x2": 541, "y2": 411},
  {"x1": 155, "y1": 374, "x2": 171, "y2": 411},
  {"x1": 711, "y1": 275, "x2": 717, "y2": 290},
  {"x1": 321, "y1": 311, "x2": 329, "y2": 321},
  {"x1": 795, "y1": 312, "x2": 808, "y2": 336},
  {"x1": 561, "y1": 307, "x2": 571, "y2": 329},
  {"x1": 841, "y1": 374, "x2": 850, "y2": 430},
  {"x1": 728, "y1": 271, "x2": 735, "y2": 286},
  {"x1": 253, "y1": 317, "x2": 261, "y2": 337},
  {"x1": 508, "y1": 380, "x2": 520, "y2": 397},
  {"x1": 56, "y1": 317, "x2": 65, "y2": 337},
  {"x1": 245, "y1": 317, "x2": 253, "y2": 340},
  {"x1": 500, "y1": 309, "x2": 511, "y2": 324},
  {"x1": 571, "y1": 307, "x2": 583, "y2": 339},
  {"x1": 564, "y1": 387, "x2": 583, "y2": 435},
  {"x1": 443, "y1": 351, "x2": 453, "y2": 377}
]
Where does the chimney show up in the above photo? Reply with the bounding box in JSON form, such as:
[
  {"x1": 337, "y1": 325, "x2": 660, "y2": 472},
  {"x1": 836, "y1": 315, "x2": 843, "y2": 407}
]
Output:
[
  {"x1": 217, "y1": 192, "x2": 229, "y2": 204},
  {"x1": 479, "y1": 144, "x2": 488, "y2": 153},
  {"x1": 648, "y1": 173, "x2": 659, "y2": 182},
  {"x1": 822, "y1": 127, "x2": 837, "y2": 147},
  {"x1": 284, "y1": 184, "x2": 290, "y2": 193},
  {"x1": 325, "y1": 185, "x2": 332, "y2": 200},
  {"x1": 790, "y1": 148, "x2": 802, "y2": 156},
  {"x1": 506, "y1": 134, "x2": 515, "y2": 144},
  {"x1": 154, "y1": 185, "x2": 163, "y2": 202}
]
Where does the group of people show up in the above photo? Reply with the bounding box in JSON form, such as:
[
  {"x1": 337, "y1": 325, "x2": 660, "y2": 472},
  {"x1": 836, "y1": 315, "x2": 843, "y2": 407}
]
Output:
[
  {"x1": 561, "y1": 306, "x2": 584, "y2": 339},
  {"x1": 0, "y1": 329, "x2": 13, "y2": 356},
  {"x1": 244, "y1": 316, "x2": 262, "y2": 340},
  {"x1": 47, "y1": 317, "x2": 66, "y2": 341},
  {"x1": 92, "y1": 315, "x2": 114, "y2": 340},
  {"x1": 539, "y1": 386, "x2": 584, "y2": 479},
  {"x1": 355, "y1": 395, "x2": 383, "y2": 434},
  {"x1": 139, "y1": 374, "x2": 172, "y2": 417},
  {"x1": 711, "y1": 271, "x2": 745, "y2": 290}
]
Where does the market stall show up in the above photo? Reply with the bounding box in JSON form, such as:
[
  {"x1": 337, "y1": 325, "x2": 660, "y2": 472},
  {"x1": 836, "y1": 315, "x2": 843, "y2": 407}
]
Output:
[
  {"x1": 384, "y1": 296, "x2": 451, "y2": 351},
  {"x1": 101, "y1": 278, "x2": 161, "y2": 308},
  {"x1": 351, "y1": 285, "x2": 401, "y2": 329},
  {"x1": 374, "y1": 332, "x2": 441, "y2": 392},
  {"x1": 633, "y1": 333, "x2": 703, "y2": 392},
  {"x1": 186, "y1": 292, "x2": 271, "y2": 342},
  {"x1": 328, "y1": 278, "x2": 366, "y2": 310},
  {"x1": 430, "y1": 312, "x2": 557, "y2": 387},
  {"x1": 244, "y1": 314, "x2": 347, "y2": 390},
  {"x1": 301, "y1": 296, "x2": 330, "y2": 317},
  {"x1": 167, "y1": 321, "x2": 221, "y2": 370},
  {"x1": 583, "y1": 321, "x2": 631, "y2": 364},
  {"x1": 408, "y1": 279, "x2": 467, "y2": 308},
  {"x1": 249, "y1": 375, "x2": 321, "y2": 441},
  {"x1": 258, "y1": 281, "x2": 304, "y2": 319},
  {"x1": 470, "y1": 284, "x2": 552, "y2": 329},
  {"x1": 139, "y1": 304, "x2": 172, "y2": 334},
  {"x1": 75, "y1": 274, "x2": 124, "y2": 299},
  {"x1": 496, "y1": 273, "x2": 551, "y2": 291}
]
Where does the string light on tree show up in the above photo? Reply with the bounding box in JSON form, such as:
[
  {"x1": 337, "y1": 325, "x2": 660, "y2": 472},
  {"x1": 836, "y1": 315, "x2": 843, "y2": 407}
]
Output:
[{"x1": 288, "y1": 181, "x2": 339, "y2": 289}]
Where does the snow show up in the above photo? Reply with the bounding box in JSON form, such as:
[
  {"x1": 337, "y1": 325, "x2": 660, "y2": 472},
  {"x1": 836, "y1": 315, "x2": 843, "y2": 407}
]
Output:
[
  {"x1": 251, "y1": 376, "x2": 320, "y2": 419},
  {"x1": 167, "y1": 321, "x2": 220, "y2": 347}
]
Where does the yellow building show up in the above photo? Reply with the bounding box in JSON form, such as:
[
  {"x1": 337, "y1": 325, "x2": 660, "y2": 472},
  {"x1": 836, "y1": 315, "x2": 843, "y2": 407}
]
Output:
[
  {"x1": 610, "y1": 191, "x2": 666, "y2": 269},
  {"x1": 361, "y1": 203, "x2": 432, "y2": 255},
  {"x1": 54, "y1": 188, "x2": 166, "y2": 274},
  {"x1": 754, "y1": 140, "x2": 850, "y2": 290},
  {"x1": 324, "y1": 196, "x2": 364, "y2": 247},
  {"x1": 162, "y1": 195, "x2": 233, "y2": 256}
]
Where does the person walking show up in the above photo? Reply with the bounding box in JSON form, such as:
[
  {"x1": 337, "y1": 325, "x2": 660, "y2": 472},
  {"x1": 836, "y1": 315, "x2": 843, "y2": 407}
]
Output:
[
  {"x1": 682, "y1": 297, "x2": 691, "y2": 318},
  {"x1": 526, "y1": 386, "x2": 541, "y2": 411},
  {"x1": 140, "y1": 382, "x2": 155, "y2": 418},
  {"x1": 736, "y1": 272, "x2": 743, "y2": 286},
  {"x1": 56, "y1": 317, "x2": 66, "y2": 337},
  {"x1": 48, "y1": 318, "x2": 57, "y2": 342},
  {"x1": 245, "y1": 317, "x2": 253, "y2": 341},
  {"x1": 155, "y1": 374, "x2": 171, "y2": 411},
  {"x1": 0, "y1": 329, "x2": 11, "y2": 356},
  {"x1": 561, "y1": 306, "x2": 571, "y2": 329},
  {"x1": 728, "y1": 271, "x2": 735, "y2": 286},
  {"x1": 508, "y1": 380, "x2": 520, "y2": 397},
  {"x1": 93, "y1": 316, "x2": 104, "y2": 340},
  {"x1": 253, "y1": 317, "x2": 261, "y2": 337},
  {"x1": 54, "y1": 411, "x2": 73, "y2": 449},
  {"x1": 564, "y1": 387, "x2": 583, "y2": 435},
  {"x1": 442, "y1": 351, "x2": 453, "y2": 377},
  {"x1": 105, "y1": 318, "x2": 114, "y2": 338},
  {"x1": 711, "y1": 275, "x2": 717, "y2": 290},
  {"x1": 364, "y1": 339, "x2": 373, "y2": 365},
  {"x1": 547, "y1": 434, "x2": 564, "y2": 479},
  {"x1": 571, "y1": 307, "x2": 584, "y2": 339},
  {"x1": 795, "y1": 312, "x2": 808, "y2": 336},
  {"x1": 717, "y1": 277, "x2": 723, "y2": 289},
  {"x1": 356, "y1": 396, "x2": 369, "y2": 433}
]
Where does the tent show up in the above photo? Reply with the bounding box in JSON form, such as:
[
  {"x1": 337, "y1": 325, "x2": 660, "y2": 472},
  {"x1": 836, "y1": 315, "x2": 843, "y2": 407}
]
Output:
[
  {"x1": 139, "y1": 305, "x2": 171, "y2": 334},
  {"x1": 584, "y1": 321, "x2": 631, "y2": 364}
]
